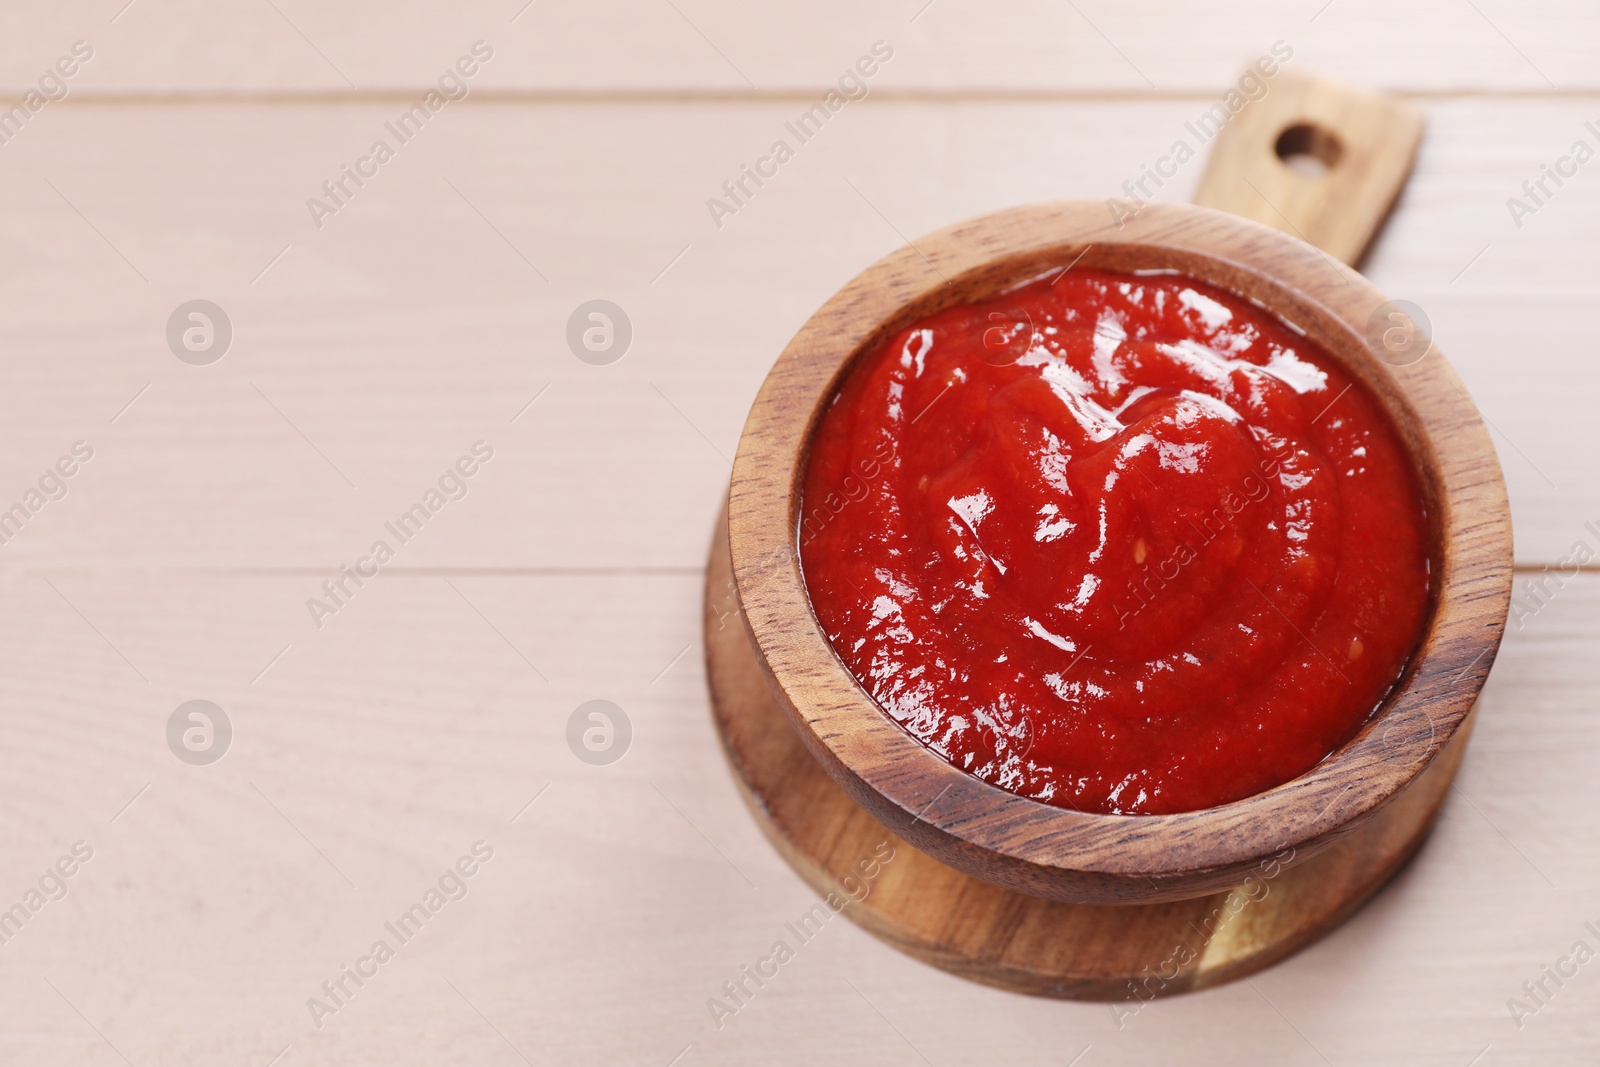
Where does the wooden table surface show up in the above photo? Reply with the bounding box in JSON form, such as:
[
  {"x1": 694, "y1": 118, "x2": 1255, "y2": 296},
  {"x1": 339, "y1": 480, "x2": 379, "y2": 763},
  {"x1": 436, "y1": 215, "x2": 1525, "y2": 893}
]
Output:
[{"x1": 0, "y1": 2, "x2": 1595, "y2": 1064}]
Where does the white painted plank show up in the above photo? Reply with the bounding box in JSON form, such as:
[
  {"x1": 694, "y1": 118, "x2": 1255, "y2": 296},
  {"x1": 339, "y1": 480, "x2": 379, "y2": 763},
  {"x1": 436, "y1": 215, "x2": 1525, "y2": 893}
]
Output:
[
  {"x1": 0, "y1": 566, "x2": 1592, "y2": 1064},
  {"x1": 0, "y1": 0, "x2": 1594, "y2": 95},
  {"x1": 0, "y1": 97, "x2": 1591, "y2": 568}
]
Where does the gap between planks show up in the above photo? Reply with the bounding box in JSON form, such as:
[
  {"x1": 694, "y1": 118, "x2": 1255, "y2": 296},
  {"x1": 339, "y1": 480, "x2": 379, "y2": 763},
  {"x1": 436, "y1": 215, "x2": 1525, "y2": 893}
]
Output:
[
  {"x1": 0, "y1": 564, "x2": 1581, "y2": 575},
  {"x1": 22, "y1": 87, "x2": 1600, "y2": 106},
  {"x1": 0, "y1": 566, "x2": 704, "y2": 577}
]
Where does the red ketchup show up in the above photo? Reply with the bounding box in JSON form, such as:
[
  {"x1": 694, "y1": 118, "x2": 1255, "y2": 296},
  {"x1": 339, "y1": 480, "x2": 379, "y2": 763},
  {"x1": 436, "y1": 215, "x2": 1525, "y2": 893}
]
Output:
[{"x1": 799, "y1": 267, "x2": 1430, "y2": 815}]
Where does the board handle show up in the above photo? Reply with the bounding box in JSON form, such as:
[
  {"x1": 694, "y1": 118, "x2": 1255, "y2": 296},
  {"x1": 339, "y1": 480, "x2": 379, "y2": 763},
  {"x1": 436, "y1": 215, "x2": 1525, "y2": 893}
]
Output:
[{"x1": 1192, "y1": 68, "x2": 1425, "y2": 266}]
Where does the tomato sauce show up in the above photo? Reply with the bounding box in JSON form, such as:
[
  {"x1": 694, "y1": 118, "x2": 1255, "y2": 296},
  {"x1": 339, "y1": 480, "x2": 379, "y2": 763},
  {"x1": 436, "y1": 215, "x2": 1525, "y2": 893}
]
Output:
[{"x1": 799, "y1": 267, "x2": 1431, "y2": 815}]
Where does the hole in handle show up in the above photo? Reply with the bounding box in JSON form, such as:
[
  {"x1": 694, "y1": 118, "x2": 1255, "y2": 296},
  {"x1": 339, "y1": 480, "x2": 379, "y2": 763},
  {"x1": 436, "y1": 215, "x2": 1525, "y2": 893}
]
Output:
[{"x1": 1274, "y1": 123, "x2": 1344, "y2": 178}]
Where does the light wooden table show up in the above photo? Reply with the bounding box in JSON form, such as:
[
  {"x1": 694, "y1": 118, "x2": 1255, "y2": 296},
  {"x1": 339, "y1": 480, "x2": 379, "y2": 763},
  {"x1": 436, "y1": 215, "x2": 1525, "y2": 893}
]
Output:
[{"x1": 0, "y1": 2, "x2": 1594, "y2": 1064}]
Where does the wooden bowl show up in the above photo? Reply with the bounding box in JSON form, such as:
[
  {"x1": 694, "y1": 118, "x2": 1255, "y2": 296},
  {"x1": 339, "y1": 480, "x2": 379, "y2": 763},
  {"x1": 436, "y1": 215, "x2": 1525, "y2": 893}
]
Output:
[{"x1": 725, "y1": 200, "x2": 1512, "y2": 907}]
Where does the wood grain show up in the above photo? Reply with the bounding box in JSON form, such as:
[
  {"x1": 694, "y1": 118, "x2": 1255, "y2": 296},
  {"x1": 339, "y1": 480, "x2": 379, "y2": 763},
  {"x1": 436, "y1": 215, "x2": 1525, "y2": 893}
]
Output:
[
  {"x1": 724, "y1": 199, "x2": 1511, "y2": 904},
  {"x1": 1192, "y1": 69, "x2": 1425, "y2": 264},
  {"x1": 707, "y1": 509, "x2": 1477, "y2": 998},
  {"x1": 0, "y1": 2, "x2": 1592, "y2": 1061}
]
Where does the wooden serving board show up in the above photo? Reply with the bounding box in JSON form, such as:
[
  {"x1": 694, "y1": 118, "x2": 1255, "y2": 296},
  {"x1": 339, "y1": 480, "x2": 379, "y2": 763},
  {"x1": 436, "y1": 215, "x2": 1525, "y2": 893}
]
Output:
[
  {"x1": 704, "y1": 70, "x2": 1450, "y2": 998},
  {"x1": 705, "y1": 516, "x2": 1471, "y2": 999}
]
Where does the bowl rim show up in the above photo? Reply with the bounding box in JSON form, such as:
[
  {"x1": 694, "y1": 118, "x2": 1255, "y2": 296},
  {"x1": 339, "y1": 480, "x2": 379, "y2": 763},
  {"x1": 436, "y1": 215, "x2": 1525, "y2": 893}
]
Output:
[{"x1": 727, "y1": 200, "x2": 1512, "y2": 894}]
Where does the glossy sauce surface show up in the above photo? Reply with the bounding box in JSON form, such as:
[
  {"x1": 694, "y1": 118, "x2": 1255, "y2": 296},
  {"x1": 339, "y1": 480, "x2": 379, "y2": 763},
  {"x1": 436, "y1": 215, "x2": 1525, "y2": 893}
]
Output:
[{"x1": 799, "y1": 267, "x2": 1431, "y2": 815}]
